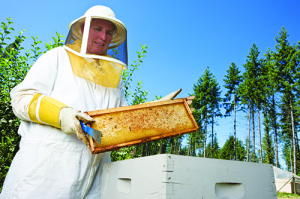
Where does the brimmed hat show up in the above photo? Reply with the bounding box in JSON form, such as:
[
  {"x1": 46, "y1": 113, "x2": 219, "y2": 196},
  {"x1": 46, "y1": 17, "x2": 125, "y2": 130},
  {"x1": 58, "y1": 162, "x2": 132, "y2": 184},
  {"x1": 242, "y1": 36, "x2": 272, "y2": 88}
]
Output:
[{"x1": 68, "y1": 5, "x2": 126, "y2": 49}]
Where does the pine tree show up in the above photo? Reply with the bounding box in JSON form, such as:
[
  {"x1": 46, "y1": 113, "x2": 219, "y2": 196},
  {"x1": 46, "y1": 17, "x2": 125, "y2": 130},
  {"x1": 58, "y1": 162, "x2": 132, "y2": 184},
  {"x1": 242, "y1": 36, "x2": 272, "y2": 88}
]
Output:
[
  {"x1": 208, "y1": 73, "x2": 222, "y2": 158},
  {"x1": 238, "y1": 44, "x2": 262, "y2": 162},
  {"x1": 223, "y1": 62, "x2": 242, "y2": 160},
  {"x1": 206, "y1": 135, "x2": 220, "y2": 159},
  {"x1": 261, "y1": 49, "x2": 280, "y2": 167},
  {"x1": 274, "y1": 27, "x2": 300, "y2": 174},
  {"x1": 191, "y1": 67, "x2": 221, "y2": 158},
  {"x1": 219, "y1": 135, "x2": 246, "y2": 161},
  {"x1": 191, "y1": 67, "x2": 210, "y2": 157}
]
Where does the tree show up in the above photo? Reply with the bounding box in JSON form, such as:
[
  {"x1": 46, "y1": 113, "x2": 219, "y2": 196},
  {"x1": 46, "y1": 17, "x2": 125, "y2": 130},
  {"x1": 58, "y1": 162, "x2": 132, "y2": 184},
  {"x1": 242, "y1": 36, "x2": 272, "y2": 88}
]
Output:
[
  {"x1": 187, "y1": 105, "x2": 203, "y2": 156},
  {"x1": 191, "y1": 68, "x2": 210, "y2": 158},
  {"x1": 223, "y1": 62, "x2": 242, "y2": 160},
  {"x1": 279, "y1": 93, "x2": 300, "y2": 172},
  {"x1": 261, "y1": 48, "x2": 280, "y2": 167},
  {"x1": 206, "y1": 135, "x2": 220, "y2": 159},
  {"x1": 191, "y1": 67, "x2": 221, "y2": 158},
  {"x1": 274, "y1": 27, "x2": 300, "y2": 174},
  {"x1": 208, "y1": 74, "x2": 222, "y2": 158},
  {"x1": 238, "y1": 44, "x2": 262, "y2": 162},
  {"x1": 219, "y1": 135, "x2": 246, "y2": 161}
]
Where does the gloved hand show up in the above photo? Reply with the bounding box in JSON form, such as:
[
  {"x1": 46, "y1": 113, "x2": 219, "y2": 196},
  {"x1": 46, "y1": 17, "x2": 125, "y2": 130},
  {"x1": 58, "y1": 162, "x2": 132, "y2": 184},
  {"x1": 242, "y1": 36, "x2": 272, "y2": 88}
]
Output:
[{"x1": 59, "y1": 107, "x2": 95, "y2": 148}]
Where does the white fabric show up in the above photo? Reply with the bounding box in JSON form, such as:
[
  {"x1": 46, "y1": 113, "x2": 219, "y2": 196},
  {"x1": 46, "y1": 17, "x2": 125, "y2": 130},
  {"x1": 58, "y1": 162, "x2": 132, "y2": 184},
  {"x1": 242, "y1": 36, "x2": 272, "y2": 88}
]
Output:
[{"x1": 0, "y1": 47, "x2": 128, "y2": 199}]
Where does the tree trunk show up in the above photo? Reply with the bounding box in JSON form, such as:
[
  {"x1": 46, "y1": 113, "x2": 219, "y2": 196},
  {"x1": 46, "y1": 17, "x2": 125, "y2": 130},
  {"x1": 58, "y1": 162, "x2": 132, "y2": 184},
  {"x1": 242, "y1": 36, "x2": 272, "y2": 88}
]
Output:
[
  {"x1": 252, "y1": 104, "x2": 256, "y2": 162},
  {"x1": 257, "y1": 104, "x2": 262, "y2": 163},
  {"x1": 291, "y1": 147, "x2": 293, "y2": 172},
  {"x1": 145, "y1": 143, "x2": 149, "y2": 156},
  {"x1": 211, "y1": 114, "x2": 214, "y2": 158},
  {"x1": 178, "y1": 140, "x2": 181, "y2": 155},
  {"x1": 188, "y1": 136, "x2": 192, "y2": 156},
  {"x1": 204, "y1": 114, "x2": 207, "y2": 158},
  {"x1": 234, "y1": 94, "x2": 236, "y2": 161},
  {"x1": 272, "y1": 95, "x2": 279, "y2": 167},
  {"x1": 247, "y1": 106, "x2": 251, "y2": 162},
  {"x1": 170, "y1": 138, "x2": 173, "y2": 154},
  {"x1": 159, "y1": 140, "x2": 167, "y2": 154},
  {"x1": 290, "y1": 97, "x2": 297, "y2": 174}
]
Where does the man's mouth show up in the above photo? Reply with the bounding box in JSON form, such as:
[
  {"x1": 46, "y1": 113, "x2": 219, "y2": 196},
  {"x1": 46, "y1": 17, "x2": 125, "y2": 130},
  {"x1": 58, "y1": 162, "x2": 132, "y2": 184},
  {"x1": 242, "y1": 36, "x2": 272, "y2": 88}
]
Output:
[{"x1": 94, "y1": 41, "x2": 104, "y2": 46}]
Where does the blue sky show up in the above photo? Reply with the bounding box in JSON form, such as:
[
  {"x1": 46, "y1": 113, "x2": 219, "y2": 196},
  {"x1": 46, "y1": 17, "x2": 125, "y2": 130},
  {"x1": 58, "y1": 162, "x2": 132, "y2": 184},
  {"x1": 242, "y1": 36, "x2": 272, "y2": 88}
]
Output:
[{"x1": 2, "y1": 0, "x2": 300, "y2": 167}]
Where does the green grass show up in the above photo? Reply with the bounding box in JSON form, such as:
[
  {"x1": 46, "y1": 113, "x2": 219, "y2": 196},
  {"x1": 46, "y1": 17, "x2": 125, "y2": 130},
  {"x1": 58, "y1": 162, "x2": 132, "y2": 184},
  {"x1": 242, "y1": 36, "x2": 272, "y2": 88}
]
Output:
[{"x1": 277, "y1": 192, "x2": 300, "y2": 198}]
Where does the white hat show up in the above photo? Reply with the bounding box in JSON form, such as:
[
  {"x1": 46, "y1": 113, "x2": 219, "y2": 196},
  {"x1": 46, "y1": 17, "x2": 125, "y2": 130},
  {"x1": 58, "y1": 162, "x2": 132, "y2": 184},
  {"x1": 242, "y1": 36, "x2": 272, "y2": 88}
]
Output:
[
  {"x1": 64, "y1": 5, "x2": 128, "y2": 68},
  {"x1": 68, "y1": 5, "x2": 126, "y2": 49}
]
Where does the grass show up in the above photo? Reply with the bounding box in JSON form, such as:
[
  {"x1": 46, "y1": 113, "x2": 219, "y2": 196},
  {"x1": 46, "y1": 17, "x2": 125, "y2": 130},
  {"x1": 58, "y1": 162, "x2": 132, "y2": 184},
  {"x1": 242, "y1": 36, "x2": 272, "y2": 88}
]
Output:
[{"x1": 277, "y1": 192, "x2": 300, "y2": 198}]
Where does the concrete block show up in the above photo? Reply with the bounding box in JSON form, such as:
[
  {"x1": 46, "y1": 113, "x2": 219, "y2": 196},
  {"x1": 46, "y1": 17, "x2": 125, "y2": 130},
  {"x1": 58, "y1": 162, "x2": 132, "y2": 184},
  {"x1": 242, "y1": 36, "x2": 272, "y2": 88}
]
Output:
[{"x1": 100, "y1": 154, "x2": 277, "y2": 199}]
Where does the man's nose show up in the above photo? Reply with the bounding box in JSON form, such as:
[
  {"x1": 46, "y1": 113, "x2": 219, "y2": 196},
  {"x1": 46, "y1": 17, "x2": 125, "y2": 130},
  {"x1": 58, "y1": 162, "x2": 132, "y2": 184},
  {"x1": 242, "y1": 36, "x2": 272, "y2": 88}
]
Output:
[{"x1": 99, "y1": 31, "x2": 106, "y2": 40}]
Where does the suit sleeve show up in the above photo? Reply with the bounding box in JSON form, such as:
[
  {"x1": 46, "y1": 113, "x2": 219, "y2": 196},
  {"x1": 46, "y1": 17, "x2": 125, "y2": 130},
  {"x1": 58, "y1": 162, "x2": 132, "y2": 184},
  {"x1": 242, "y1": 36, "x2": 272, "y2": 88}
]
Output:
[{"x1": 10, "y1": 48, "x2": 67, "y2": 128}]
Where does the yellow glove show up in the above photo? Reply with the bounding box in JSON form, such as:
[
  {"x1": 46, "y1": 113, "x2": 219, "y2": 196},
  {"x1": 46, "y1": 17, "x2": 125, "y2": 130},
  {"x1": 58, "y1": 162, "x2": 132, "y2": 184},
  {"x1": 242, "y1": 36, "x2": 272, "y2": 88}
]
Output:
[{"x1": 28, "y1": 94, "x2": 94, "y2": 148}]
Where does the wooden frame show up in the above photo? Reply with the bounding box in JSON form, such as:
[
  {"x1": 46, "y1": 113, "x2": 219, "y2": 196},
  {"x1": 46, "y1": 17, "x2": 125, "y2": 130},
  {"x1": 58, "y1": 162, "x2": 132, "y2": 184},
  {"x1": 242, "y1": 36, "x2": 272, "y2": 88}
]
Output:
[{"x1": 86, "y1": 97, "x2": 198, "y2": 154}]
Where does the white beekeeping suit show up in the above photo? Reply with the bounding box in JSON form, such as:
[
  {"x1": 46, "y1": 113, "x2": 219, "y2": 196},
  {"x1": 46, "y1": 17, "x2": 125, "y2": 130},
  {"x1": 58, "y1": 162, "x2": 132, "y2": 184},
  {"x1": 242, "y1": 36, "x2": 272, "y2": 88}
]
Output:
[{"x1": 0, "y1": 5, "x2": 128, "y2": 199}]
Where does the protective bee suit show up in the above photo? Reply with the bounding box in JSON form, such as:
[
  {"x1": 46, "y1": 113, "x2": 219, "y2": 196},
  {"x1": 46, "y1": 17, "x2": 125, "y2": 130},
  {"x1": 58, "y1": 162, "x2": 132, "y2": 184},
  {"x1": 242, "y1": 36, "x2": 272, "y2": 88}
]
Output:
[{"x1": 0, "y1": 5, "x2": 128, "y2": 199}]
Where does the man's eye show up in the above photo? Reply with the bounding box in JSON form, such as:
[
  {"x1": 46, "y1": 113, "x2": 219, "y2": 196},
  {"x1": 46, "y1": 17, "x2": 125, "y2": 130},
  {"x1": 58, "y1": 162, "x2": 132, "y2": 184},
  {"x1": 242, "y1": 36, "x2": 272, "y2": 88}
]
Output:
[{"x1": 107, "y1": 32, "x2": 113, "y2": 36}]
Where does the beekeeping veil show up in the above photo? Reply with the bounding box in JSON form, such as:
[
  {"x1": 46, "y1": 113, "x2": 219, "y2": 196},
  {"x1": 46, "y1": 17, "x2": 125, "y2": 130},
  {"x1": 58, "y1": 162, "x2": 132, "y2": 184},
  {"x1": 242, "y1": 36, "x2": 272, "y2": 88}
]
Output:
[{"x1": 64, "y1": 5, "x2": 127, "y2": 88}]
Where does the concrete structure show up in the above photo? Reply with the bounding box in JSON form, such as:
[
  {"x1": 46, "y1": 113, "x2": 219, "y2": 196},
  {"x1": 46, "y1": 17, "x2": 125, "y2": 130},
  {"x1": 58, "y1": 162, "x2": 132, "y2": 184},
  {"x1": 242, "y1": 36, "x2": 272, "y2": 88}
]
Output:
[{"x1": 100, "y1": 154, "x2": 277, "y2": 199}]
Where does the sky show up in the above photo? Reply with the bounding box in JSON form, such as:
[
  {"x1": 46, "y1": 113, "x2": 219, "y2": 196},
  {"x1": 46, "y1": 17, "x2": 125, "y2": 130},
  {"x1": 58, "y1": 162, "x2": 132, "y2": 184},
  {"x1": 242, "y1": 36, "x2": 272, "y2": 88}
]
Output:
[{"x1": 2, "y1": 0, "x2": 300, "y2": 168}]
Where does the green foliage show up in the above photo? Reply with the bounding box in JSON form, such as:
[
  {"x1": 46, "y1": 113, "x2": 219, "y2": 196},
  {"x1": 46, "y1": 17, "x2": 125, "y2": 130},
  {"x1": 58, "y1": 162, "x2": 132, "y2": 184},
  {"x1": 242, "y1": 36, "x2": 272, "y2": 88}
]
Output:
[
  {"x1": 122, "y1": 44, "x2": 148, "y2": 100},
  {"x1": 219, "y1": 135, "x2": 246, "y2": 161},
  {"x1": 206, "y1": 135, "x2": 220, "y2": 158},
  {"x1": 238, "y1": 43, "x2": 261, "y2": 108},
  {"x1": 0, "y1": 18, "x2": 65, "y2": 191},
  {"x1": 261, "y1": 101, "x2": 276, "y2": 165},
  {"x1": 223, "y1": 62, "x2": 242, "y2": 116},
  {"x1": 262, "y1": 130, "x2": 275, "y2": 165},
  {"x1": 45, "y1": 32, "x2": 65, "y2": 51},
  {"x1": 131, "y1": 81, "x2": 149, "y2": 105},
  {"x1": 0, "y1": 18, "x2": 30, "y2": 190},
  {"x1": 110, "y1": 146, "x2": 136, "y2": 161},
  {"x1": 277, "y1": 192, "x2": 300, "y2": 198}
]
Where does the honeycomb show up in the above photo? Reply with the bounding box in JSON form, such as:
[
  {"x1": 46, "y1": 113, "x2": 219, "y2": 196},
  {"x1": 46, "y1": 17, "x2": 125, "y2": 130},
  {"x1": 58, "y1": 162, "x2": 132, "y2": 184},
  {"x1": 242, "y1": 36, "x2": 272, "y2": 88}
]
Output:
[{"x1": 87, "y1": 99, "x2": 198, "y2": 152}]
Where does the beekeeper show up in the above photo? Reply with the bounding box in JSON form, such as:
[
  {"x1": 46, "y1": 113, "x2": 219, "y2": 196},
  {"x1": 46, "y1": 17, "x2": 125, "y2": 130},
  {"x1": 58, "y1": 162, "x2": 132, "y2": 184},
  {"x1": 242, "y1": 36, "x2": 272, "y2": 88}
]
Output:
[
  {"x1": 0, "y1": 5, "x2": 129, "y2": 199},
  {"x1": 0, "y1": 4, "x2": 183, "y2": 199}
]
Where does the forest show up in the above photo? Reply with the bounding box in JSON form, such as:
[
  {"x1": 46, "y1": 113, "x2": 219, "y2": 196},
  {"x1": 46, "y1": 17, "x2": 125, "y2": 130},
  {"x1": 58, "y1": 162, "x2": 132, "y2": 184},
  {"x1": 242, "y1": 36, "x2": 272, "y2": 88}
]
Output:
[{"x1": 0, "y1": 17, "x2": 299, "y2": 191}]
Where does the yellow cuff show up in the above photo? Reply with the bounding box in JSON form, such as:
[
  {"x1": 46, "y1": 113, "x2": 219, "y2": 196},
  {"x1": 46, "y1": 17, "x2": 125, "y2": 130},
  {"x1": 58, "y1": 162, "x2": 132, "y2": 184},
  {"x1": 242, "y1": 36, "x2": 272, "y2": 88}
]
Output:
[{"x1": 28, "y1": 94, "x2": 67, "y2": 128}]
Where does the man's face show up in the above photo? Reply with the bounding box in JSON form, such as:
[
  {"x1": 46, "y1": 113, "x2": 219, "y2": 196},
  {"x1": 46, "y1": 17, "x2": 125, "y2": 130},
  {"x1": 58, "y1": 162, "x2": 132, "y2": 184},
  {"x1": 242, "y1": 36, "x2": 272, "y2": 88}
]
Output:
[{"x1": 86, "y1": 19, "x2": 114, "y2": 55}]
